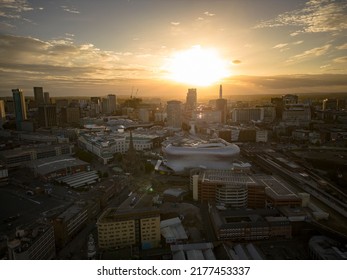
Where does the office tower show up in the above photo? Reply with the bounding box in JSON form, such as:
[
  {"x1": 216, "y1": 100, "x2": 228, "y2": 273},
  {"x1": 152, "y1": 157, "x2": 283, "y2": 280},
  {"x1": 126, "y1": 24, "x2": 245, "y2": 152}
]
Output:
[
  {"x1": 185, "y1": 88, "x2": 197, "y2": 112},
  {"x1": 38, "y1": 105, "x2": 57, "y2": 128},
  {"x1": 34, "y1": 87, "x2": 44, "y2": 105},
  {"x1": 61, "y1": 107, "x2": 80, "y2": 125},
  {"x1": 167, "y1": 100, "x2": 182, "y2": 128},
  {"x1": 12, "y1": 89, "x2": 27, "y2": 130},
  {"x1": 0, "y1": 100, "x2": 5, "y2": 121},
  {"x1": 216, "y1": 84, "x2": 227, "y2": 123},
  {"x1": 107, "y1": 94, "x2": 117, "y2": 114},
  {"x1": 44, "y1": 92, "x2": 50, "y2": 104}
]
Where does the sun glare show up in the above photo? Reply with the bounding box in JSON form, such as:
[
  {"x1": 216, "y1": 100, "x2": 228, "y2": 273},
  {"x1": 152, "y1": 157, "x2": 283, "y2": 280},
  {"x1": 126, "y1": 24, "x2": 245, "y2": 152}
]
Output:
[{"x1": 165, "y1": 45, "x2": 231, "y2": 86}]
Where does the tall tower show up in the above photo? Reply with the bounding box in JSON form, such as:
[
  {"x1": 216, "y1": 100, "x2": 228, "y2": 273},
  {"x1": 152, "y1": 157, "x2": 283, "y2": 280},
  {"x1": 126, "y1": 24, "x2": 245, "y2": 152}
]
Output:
[
  {"x1": 107, "y1": 94, "x2": 117, "y2": 114},
  {"x1": 0, "y1": 100, "x2": 5, "y2": 122},
  {"x1": 12, "y1": 89, "x2": 27, "y2": 130},
  {"x1": 34, "y1": 87, "x2": 44, "y2": 106},
  {"x1": 216, "y1": 84, "x2": 227, "y2": 124},
  {"x1": 38, "y1": 105, "x2": 57, "y2": 128},
  {"x1": 167, "y1": 100, "x2": 182, "y2": 128},
  {"x1": 44, "y1": 92, "x2": 50, "y2": 104}
]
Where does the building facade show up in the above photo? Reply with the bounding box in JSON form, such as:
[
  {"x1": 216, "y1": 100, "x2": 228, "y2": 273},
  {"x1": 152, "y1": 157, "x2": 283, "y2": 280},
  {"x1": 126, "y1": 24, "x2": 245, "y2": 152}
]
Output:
[
  {"x1": 97, "y1": 207, "x2": 161, "y2": 250},
  {"x1": 191, "y1": 169, "x2": 265, "y2": 208},
  {"x1": 12, "y1": 89, "x2": 27, "y2": 130},
  {"x1": 167, "y1": 100, "x2": 182, "y2": 128}
]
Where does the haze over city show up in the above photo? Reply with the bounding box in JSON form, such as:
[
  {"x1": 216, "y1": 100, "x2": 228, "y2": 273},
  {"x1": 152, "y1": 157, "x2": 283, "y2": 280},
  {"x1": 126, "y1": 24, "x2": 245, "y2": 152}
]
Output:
[
  {"x1": 1, "y1": 0, "x2": 347, "y2": 98},
  {"x1": 1, "y1": 0, "x2": 347, "y2": 264}
]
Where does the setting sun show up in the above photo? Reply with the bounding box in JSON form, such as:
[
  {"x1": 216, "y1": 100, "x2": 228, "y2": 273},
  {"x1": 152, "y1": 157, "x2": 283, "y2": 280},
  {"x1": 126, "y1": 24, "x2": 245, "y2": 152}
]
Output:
[{"x1": 164, "y1": 45, "x2": 231, "y2": 86}]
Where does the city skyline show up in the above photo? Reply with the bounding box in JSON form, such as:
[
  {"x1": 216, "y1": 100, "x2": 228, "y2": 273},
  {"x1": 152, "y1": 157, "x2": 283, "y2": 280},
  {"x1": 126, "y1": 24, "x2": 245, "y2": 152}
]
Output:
[{"x1": 0, "y1": 0, "x2": 347, "y2": 98}]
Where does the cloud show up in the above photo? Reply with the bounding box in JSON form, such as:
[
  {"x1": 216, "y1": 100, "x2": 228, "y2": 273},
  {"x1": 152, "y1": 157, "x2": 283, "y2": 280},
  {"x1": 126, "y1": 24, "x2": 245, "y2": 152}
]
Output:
[
  {"x1": 287, "y1": 44, "x2": 331, "y2": 62},
  {"x1": 333, "y1": 56, "x2": 347, "y2": 63},
  {"x1": 232, "y1": 60, "x2": 241, "y2": 64},
  {"x1": 336, "y1": 43, "x2": 347, "y2": 50},
  {"x1": 293, "y1": 40, "x2": 303, "y2": 45},
  {"x1": 0, "y1": 34, "x2": 157, "y2": 90},
  {"x1": 61, "y1": 5, "x2": 80, "y2": 14},
  {"x1": 170, "y1": 22, "x2": 180, "y2": 26},
  {"x1": 204, "y1": 11, "x2": 215, "y2": 17},
  {"x1": 273, "y1": 43, "x2": 288, "y2": 49},
  {"x1": 0, "y1": 0, "x2": 33, "y2": 27},
  {"x1": 255, "y1": 0, "x2": 347, "y2": 33},
  {"x1": 226, "y1": 74, "x2": 347, "y2": 90}
]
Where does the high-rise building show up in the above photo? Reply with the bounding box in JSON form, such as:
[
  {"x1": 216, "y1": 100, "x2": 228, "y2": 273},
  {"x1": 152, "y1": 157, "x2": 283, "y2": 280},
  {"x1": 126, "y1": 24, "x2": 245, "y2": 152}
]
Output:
[
  {"x1": 44, "y1": 92, "x2": 50, "y2": 104},
  {"x1": 215, "y1": 85, "x2": 227, "y2": 123},
  {"x1": 61, "y1": 107, "x2": 80, "y2": 125},
  {"x1": 107, "y1": 94, "x2": 117, "y2": 114},
  {"x1": 97, "y1": 207, "x2": 161, "y2": 250},
  {"x1": 167, "y1": 100, "x2": 182, "y2": 128},
  {"x1": 12, "y1": 89, "x2": 27, "y2": 130},
  {"x1": 0, "y1": 100, "x2": 5, "y2": 121},
  {"x1": 38, "y1": 105, "x2": 57, "y2": 128},
  {"x1": 185, "y1": 88, "x2": 197, "y2": 112},
  {"x1": 34, "y1": 87, "x2": 44, "y2": 105}
]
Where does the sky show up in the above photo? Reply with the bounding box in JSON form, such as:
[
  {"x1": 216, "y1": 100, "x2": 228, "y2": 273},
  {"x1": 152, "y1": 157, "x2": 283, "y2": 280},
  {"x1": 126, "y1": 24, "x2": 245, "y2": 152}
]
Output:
[{"x1": 0, "y1": 0, "x2": 347, "y2": 99}]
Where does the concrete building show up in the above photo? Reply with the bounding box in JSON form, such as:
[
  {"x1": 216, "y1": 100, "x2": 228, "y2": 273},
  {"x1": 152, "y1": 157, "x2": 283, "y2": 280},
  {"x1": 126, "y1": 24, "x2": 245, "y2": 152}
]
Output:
[
  {"x1": 0, "y1": 100, "x2": 5, "y2": 122},
  {"x1": 185, "y1": 88, "x2": 197, "y2": 112},
  {"x1": 282, "y1": 104, "x2": 311, "y2": 124},
  {"x1": 27, "y1": 155, "x2": 89, "y2": 181},
  {"x1": 12, "y1": 89, "x2": 27, "y2": 131},
  {"x1": 210, "y1": 207, "x2": 292, "y2": 241},
  {"x1": 190, "y1": 169, "x2": 265, "y2": 208},
  {"x1": 34, "y1": 87, "x2": 44, "y2": 105},
  {"x1": 231, "y1": 108, "x2": 264, "y2": 123},
  {"x1": 38, "y1": 104, "x2": 57, "y2": 128},
  {"x1": 0, "y1": 143, "x2": 74, "y2": 169},
  {"x1": 97, "y1": 207, "x2": 161, "y2": 250},
  {"x1": 53, "y1": 205, "x2": 89, "y2": 249},
  {"x1": 62, "y1": 107, "x2": 80, "y2": 125},
  {"x1": 167, "y1": 100, "x2": 182, "y2": 128},
  {"x1": 160, "y1": 217, "x2": 188, "y2": 244},
  {"x1": 44, "y1": 92, "x2": 50, "y2": 104},
  {"x1": 78, "y1": 130, "x2": 157, "y2": 164},
  {"x1": 7, "y1": 221, "x2": 56, "y2": 260},
  {"x1": 107, "y1": 94, "x2": 117, "y2": 114}
]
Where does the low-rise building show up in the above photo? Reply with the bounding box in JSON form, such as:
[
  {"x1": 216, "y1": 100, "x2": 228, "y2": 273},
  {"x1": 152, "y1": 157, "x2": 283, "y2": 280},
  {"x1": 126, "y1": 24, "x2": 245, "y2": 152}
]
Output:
[
  {"x1": 53, "y1": 205, "x2": 88, "y2": 249},
  {"x1": 0, "y1": 143, "x2": 74, "y2": 169},
  {"x1": 7, "y1": 221, "x2": 55, "y2": 260},
  {"x1": 210, "y1": 207, "x2": 292, "y2": 241}
]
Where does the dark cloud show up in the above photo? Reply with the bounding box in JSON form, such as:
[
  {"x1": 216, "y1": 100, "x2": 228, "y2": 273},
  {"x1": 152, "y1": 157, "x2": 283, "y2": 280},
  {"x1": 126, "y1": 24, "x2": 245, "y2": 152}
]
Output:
[{"x1": 226, "y1": 74, "x2": 347, "y2": 89}]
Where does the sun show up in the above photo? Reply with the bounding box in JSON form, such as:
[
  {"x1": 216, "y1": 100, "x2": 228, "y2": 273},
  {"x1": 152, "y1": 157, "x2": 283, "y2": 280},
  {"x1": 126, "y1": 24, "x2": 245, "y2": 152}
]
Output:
[{"x1": 164, "y1": 45, "x2": 231, "y2": 86}]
